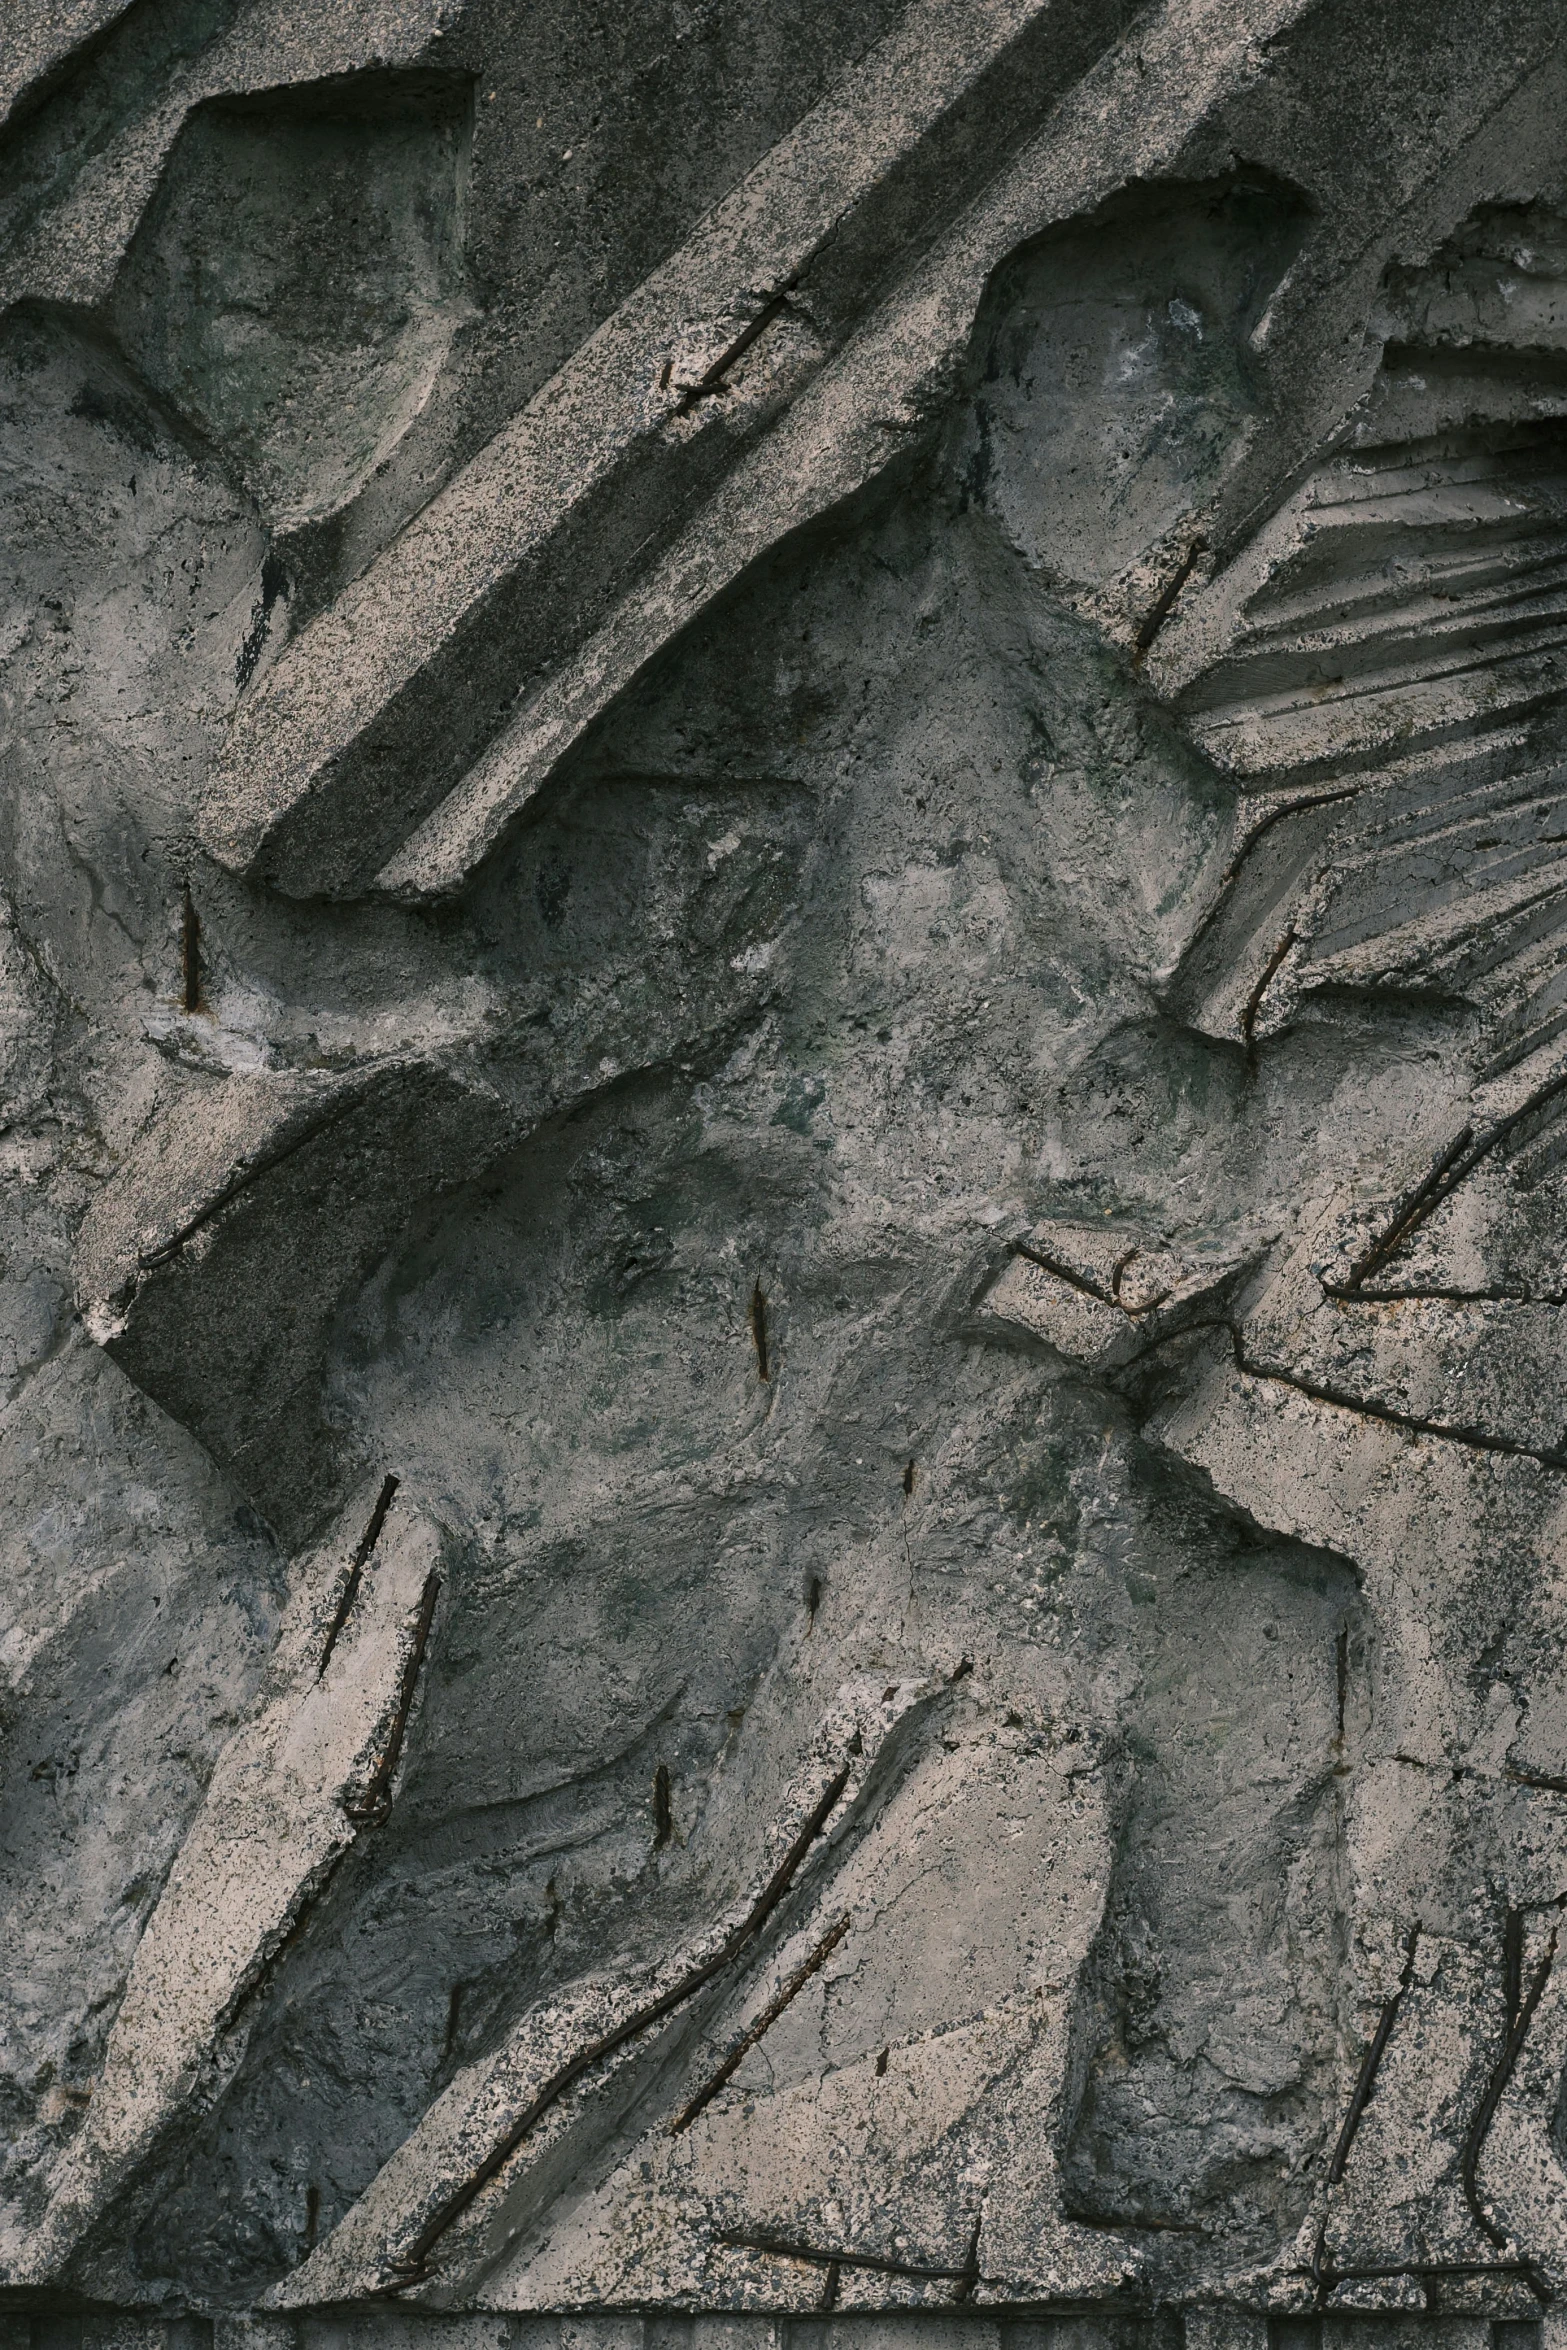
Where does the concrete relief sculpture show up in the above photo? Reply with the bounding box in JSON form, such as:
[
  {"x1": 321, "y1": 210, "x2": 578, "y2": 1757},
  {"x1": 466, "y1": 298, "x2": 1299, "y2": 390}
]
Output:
[{"x1": 8, "y1": 0, "x2": 1567, "y2": 2342}]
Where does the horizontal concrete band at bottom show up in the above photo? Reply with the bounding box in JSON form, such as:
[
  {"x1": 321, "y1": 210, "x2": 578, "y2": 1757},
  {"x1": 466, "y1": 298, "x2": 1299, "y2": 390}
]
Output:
[{"x1": 0, "y1": 2310, "x2": 1550, "y2": 2350}]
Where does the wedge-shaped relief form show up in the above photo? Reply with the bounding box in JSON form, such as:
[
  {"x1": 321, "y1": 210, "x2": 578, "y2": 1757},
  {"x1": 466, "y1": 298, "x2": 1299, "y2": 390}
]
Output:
[
  {"x1": 109, "y1": 73, "x2": 473, "y2": 532},
  {"x1": 74, "y1": 1063, "x2": 514, "y2": 1533},
  {"x1": 470, "y1": 1733, "x2": 1129, "y2": 2312},
  {"x1": 1156, "y1": 214, "x2": 1567, "y2": 1054},
  {"x1": 17, "y1": 1481, "x2": 450, "y2": 2284},
  {"x1": 275, "y1": 1679, "x2": 939, "y2": 2304},
  {"x1": 269, "y1": 1680, "x2": 1136, "y2": 2315},
  {"x1": 70, "y1": 773, "x2": 816, "y2": 1537},
  {"x1": 976, "y1": 1221, "x2": 1261, "y2": 1374},
  {"x1": 198, "y1": 0, "x2": 1349, "y2": 905}
]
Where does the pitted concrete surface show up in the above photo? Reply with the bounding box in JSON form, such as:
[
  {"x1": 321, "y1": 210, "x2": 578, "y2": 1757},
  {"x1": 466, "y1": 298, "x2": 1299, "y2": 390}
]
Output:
[{"x1": 6, "y1": 0, "x2": 1567, "y2": 2332}]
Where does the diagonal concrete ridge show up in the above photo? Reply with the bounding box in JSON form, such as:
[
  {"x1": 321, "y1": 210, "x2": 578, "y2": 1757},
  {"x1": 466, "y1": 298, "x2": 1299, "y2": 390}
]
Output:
[
  {"x1": 204, "y1": 0, "x2": 1567, "y2": 909},
  {"x1": 73, "y1": 1059, "x2": 517, "y2": 1537},
  {"x1": 13, "y1": 1482, "x2": 451, "y2": 2287},
  {"x1": 197, "y1": 0, "x2": 1157, "y2": 905},
  {"x1": 268, "y1": 1678, "x2": 932, "y2": 2306}
]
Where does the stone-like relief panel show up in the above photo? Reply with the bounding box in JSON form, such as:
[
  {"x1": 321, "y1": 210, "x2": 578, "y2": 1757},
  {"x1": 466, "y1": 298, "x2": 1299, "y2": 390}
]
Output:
[{"x1": 7, "y1": 0, "x2": 1567, "y2": 2338}]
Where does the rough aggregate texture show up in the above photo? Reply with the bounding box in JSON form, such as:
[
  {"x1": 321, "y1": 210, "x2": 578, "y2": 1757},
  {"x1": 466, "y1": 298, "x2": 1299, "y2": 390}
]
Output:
[{"x1": 7, "y1": 1, "x2": 1567, "y2": 2342}]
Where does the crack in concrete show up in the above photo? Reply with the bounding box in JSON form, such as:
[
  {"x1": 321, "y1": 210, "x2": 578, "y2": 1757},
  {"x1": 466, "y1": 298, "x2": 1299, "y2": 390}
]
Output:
[
  {"x1": 344, "y1": 1567, "x2": 442, "y2": 1828},
  {"x1": 669, "y1": 1911, "x2": 850, "y2": 2135},
  {"x1": 1326, "y1": 1928, "x2": 1421, "y2": 2191},
  {"x1": 1310, "y1": 2258, "x2": 1549, "y2": 2301},
  {"x1": 1392, "y1": 1754, "x2": 1567, "y2": 1799},
  {"x1": 1234, "y1": 1330, "x2": 1567, "y2": 1474},
  {"x1": 1130, "y1": 1311, "x2": 1567, "y2": 1474},
  {"x1": 1332, "y1": 1285, "x2": 1567, "y2": 1306},
  {"x1": 385, "y1": 1761, "x2": 853, "y2": 2286},
  {"x1": 1312, "y1": 1927, "x2": 1420, "y2": 2299},
  {"x1": 1460, "y1": 1917, "x2": 1559, "y2": 2251},
  {"x1": 318, "y1": 1472, "x2": 399, "y2": 1680},
  {"x1": 672, "y1": 278, "x2": 800, "y2": 414},
  {"x1": 717, "y1": 2226, "x2": 974, "y2": 2289},
  {"x1": 1133, "y1": 532, "x2": 1206, "y2": 657},
  {"x1": 1015, "y1": 1241, "x2": 1170, "y2": 1315},
  {"x1": 136, "y1": 1094, "x2": 359, "y2": 1270},
  {"x1": 1343, "y1": 1065, "x2": 1567, "y2": 1290},
  {"x1": 1242, "y1": 925, "x2": 1297, "y2": 1048},
  {"x1": 1169, "y1": 784, "x2": 1360, "y2": 977}
]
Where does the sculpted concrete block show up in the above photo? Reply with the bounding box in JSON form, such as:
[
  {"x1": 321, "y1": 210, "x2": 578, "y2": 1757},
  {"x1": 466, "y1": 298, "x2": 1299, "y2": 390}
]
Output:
[{"x1": 11, "y1": 0, "x2": 1567, "y2": 2339}]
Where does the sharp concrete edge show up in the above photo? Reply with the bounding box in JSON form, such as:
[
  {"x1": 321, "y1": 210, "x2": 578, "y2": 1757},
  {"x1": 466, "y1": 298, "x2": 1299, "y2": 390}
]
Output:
[
  {"x1": 204, "y1": 0, "x2": 1567, "y2": 909},
  {"x1": 11, "y1": 1485, "x2": 450, "y2": 2285},
  {"x1": 200, "y1": 0, "x2": 1325, "y2": 905},
  {"x1": 271, "y1": 1679, "x2": 932, "y2": 2307}
]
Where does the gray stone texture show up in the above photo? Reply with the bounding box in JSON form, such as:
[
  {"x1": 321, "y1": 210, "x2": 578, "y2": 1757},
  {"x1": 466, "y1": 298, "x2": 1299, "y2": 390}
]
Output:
[{"x1": 5, "y1": 0, "x2": 1567, "y2": 2336}]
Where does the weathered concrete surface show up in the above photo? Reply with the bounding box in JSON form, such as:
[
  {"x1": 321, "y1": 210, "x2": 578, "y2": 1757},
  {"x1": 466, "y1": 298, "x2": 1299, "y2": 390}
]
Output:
[{"x1": 8, "y1": 0, "x2": 1567, "y2": 2333}]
